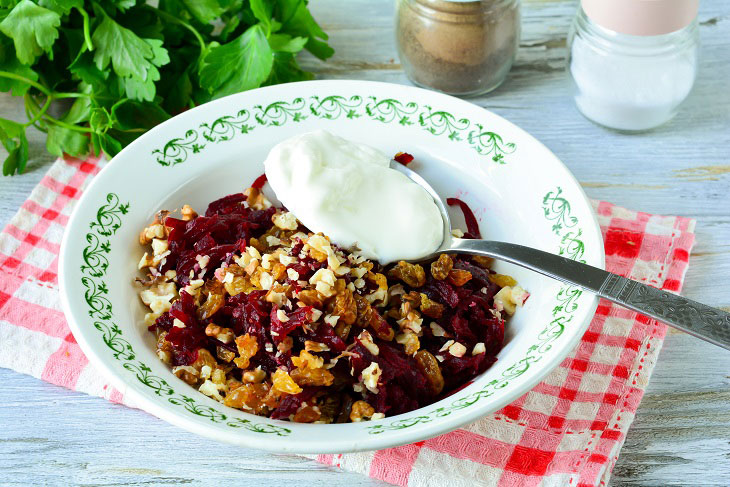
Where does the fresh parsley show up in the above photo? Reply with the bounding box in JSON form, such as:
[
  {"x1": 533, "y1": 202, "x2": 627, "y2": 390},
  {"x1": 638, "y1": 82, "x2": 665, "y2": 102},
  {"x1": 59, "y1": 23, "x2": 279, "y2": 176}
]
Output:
[{"x1": 0, "y1": 0, "x2": 333, "y2": 176}]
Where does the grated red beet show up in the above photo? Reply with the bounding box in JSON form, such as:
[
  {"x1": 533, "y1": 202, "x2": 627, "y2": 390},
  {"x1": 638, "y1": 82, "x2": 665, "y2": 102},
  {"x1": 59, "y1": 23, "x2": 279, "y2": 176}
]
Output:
[
  {"x1": 251, "y1": 173, "x2": 267, "y2": 189},
  {"x1": 446, "y1": 197, "x2": 481, "y2": 239},
  {"x1": 205, "y1": 193, "x2": 247, "y2": 216},
  {"x1": 145, "y1": 180, "x2": 509, "y2": 422},
  {"x1": 149, "y1": 311, "x2": 174, "y2": 332},
  {"x1": 271, "y1": 387, "x2": 320, "y2": 419},
  {"x1": 270, "y1": 306, "x2": 313, "y2": 342},
  {"x1": 393, "y1": 152, "x2": 414, "y2": 165},
  {"x1": 165, "y1": 324, "x2": 206, "y2": 366}
]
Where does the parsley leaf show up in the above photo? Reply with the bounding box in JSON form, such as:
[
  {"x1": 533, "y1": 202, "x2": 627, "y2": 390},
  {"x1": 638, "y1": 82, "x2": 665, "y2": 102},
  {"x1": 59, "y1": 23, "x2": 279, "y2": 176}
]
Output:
[
  {"x1": 198, "y1": 24, "x2": 273, "y2": 98},
  {"x1": 46, "y1": 124, "x2": 88, "y2": 158},
  {"x1": 92, "y1": 13, "x2": 169, "y2": 82},
  {"x1": 276, "y1": 0, "x2": 334, "y2": 60},
  {"x1": 181, "y1": 0, "x2": 224, "y2": 24},
  {"x1": 0, "y1": 0, "x2": 61, "y2": 65},
  {"x1": 0, "y1": 0, "x2": 332, "y2": 175},
  {"x1": 0, "y1": 118, "x2": 28, "y2": 176},
  {"x1": 268, "y1": 34, "x2": 308, "y2": 53}
]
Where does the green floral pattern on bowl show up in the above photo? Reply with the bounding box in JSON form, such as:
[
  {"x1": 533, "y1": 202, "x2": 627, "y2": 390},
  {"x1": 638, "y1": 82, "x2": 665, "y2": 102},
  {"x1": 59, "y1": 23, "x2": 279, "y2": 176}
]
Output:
[
  {"x1": 60, "y1": 80, "x2": 603, "y2": 453},
  {"x1": 152, "y1": 95, "x2": 517, "y2": 167}
]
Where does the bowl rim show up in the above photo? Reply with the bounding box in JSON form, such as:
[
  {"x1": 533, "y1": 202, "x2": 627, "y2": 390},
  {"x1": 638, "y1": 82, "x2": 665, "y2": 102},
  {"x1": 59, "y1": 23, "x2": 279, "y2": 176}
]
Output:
[{"x1": 58, "y1": 79, "x2": 605, "y2": 453}]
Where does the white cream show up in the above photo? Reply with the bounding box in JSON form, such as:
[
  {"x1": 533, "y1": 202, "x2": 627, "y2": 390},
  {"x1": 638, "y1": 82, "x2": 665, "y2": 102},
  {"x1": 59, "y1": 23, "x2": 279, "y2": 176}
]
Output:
[{"x1": 263, "y1": 130, "x2": 442, "y2": 264}]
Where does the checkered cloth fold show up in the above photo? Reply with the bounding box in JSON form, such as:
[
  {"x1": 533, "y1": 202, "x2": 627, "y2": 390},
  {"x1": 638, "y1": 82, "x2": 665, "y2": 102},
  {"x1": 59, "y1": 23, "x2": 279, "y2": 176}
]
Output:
[{"x1": 0, "y1": 157, "x2": 695, "y2": 486}]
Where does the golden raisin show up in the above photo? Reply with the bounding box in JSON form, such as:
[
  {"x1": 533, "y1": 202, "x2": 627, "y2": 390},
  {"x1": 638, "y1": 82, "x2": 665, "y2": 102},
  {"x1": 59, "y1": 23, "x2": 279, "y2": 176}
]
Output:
[
  {"x1": 292, "y1": 404, "x2": 322, "y2": 423},
  {"x1": 234, "y1": 333, "x2": 259, "y2": 370},
  {"x1": 192, "y1": 348, "x2": 217, "y2": 371},
  {"x1": 318, "y1": 394, "x2": 342, "y2": 424},
  {"x1": 216, "y1": 347, "x2": 236, "y2": 363},
  {"x1": 291, "y1": 350, "x2": 324, "y2": 369},
  {"x1": 420, "y1": 293, "x2": 445, "y2": 319},
  {"x1": 388, "y1": 261, "x2": 426, "y2": 288},
  {"x1": 471, "y1": 255, "x2": 494, "y2": 269},
  {"x1": 334, "y1": 320, "x2": 352, "y2": 341},
  {"x1": 309, "y1": 247, "x2": 328, "y2": 262},
  {"x1": 173, "y1": 367, "x2": 198, "y2": 385},
  {"x1": 272, "y1": 368, "x2": 303, "y2": 394},
  {"x1": 430, "y1": 254, "x2": 453, "y2": 280},
  {"x1": 223, "y1": 382, "x2": 270, "y2": 413},
  {"x1": 248, "y1": 237, "x2": 265, "y2": 254},
  {"x1": 262, "y1": 386, "x2": 282, "y2": 409},
  {"x1": 271, "y1": 262, "x2": 287, "y2": 282},
  {"x1": 337, "y1": 395, "x2": 354, "y2": 423},
  {"x1": 487, "y1": 273, "x2": 518, "y2": 287},
  {"x1": 415, "y1": 350, "x2": 445, "y2": 395},
  {"x1": 298, "y1": 289, "x2": 325, "y2": 308},
  {"x1": 447, "y1": 269, "x2": 473, "y2": 287},
  {"x1": 350, "y1": 400, "x2": 376, "y2": 422},
  {"x1": 196, "y1": 292, "x2": 224, "y2": 320},
  {"x1": 225, "y1": 275, "x2": 255, "y2": 296},
  {"x1": 355, "y1": 293, "x2": 394, "y2": 341},
  {"x1": 333, "y1": 288, "x2": 357, "y2": 325},
  {"x1": 290, "y1": 367, "x2": 335, "y2": 387}
]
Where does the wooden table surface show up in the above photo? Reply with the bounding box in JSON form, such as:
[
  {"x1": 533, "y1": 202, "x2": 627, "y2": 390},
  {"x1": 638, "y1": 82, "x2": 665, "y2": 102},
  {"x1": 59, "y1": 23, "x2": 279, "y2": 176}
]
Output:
[{"x1": 1, "y1": 1, "x2": 728, "y2": 485}]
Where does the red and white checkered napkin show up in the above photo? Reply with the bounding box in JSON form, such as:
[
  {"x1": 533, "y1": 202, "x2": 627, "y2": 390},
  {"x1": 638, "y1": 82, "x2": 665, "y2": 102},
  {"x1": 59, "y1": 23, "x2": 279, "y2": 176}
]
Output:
[{"x1": 0, "y1": 157, "x2": 696, "y2": 487}]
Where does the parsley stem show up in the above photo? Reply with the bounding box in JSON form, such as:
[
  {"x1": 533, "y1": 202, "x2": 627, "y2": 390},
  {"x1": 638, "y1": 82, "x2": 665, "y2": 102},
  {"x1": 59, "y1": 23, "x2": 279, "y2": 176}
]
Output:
[
  {"x1": 26, "y1": 95, "x2": 93, "y2": 134},
  {"x1": 23, "y1": 94, "x2": 52, "y2": 128},
  {"x1": 151, "y1": 7, "x2": 206, "y2": 52},
  {"x1": 77, "y1": 7, "x2": 94, "y2": 51},
  {"x1": 0, "y1": 71, "x2": 52, "y2": 97}
]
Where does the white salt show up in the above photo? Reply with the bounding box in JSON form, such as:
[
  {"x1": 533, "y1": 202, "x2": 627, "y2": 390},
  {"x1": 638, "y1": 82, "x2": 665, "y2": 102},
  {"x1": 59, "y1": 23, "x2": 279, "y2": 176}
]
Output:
[{"x1": 570, "y1": 33, "x2": 697, "y2": 131}]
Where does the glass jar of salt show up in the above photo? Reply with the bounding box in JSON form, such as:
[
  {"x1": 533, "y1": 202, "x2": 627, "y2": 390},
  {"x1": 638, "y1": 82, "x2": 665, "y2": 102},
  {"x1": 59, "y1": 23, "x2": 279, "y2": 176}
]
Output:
[{"x1": 568, "y1": 0, "x2": 699, "y2": 131}]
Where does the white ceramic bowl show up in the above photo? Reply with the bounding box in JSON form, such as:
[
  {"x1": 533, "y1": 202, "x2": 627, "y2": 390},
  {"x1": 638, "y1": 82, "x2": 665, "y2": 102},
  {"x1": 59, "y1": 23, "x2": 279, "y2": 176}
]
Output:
[{"x1": 59, "y1": 80, "x2": 604, "y2": 453}]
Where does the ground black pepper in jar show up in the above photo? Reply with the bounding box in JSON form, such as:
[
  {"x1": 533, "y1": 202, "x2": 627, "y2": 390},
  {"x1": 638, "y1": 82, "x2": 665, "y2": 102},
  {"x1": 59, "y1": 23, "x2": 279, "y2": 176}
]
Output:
[{"x1": 395, "y1": 0, "x2": 520, "y2": 96}]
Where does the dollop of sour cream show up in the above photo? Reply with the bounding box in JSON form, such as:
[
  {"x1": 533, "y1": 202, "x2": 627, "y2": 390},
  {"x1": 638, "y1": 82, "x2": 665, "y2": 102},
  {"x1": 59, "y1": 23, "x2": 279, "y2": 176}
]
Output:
[{"x1": 264, "y1": 130, "x2": 442, "y2": 264}]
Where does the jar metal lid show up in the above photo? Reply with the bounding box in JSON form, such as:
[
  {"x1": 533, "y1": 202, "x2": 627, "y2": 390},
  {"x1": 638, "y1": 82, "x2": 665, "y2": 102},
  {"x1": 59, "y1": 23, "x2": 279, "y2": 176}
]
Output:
[{"x1": 581, "y1": 0, "x2": 699, "y2": 36}]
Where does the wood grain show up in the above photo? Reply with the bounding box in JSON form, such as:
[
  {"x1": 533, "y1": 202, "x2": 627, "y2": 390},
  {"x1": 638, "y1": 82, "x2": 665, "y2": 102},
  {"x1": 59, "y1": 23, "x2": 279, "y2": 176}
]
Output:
[{"x1": 1, "y1": 0, "x2": 729, "y2": 485}]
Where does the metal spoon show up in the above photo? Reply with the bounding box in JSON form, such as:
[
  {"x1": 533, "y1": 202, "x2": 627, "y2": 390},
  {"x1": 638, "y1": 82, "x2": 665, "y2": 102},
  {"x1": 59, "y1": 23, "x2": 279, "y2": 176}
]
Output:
[{"x1": 391, "y1": 160, "x2": 730, "y2": 351}]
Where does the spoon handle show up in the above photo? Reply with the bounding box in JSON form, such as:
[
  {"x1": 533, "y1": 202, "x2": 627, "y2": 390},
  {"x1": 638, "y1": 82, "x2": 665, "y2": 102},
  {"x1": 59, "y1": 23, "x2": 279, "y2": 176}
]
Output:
[{"x1": 448, "y1": 239, "x2": 730, "y2": 351}]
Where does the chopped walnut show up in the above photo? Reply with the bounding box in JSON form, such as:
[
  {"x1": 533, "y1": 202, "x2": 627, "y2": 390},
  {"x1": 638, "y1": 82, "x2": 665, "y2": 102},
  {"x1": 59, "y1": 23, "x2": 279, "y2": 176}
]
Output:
[
  {"x1": 273, "y1": 211, "x2": 299, "y2": 230},
  {"x1": 205, "y1": 323, "x2": 235, "y2": 344},
  {"x1": 350, "y1": 400, "x2": 376, "y2": 422},
  {"x1": 181, "y1": 204, "x2": 197, "y2": 221},
  {"x1": 244, "y1": 186, "x2": 272, "y2": 210},
  {"x1": 396, "y1": 330, "x2": 420, "y2": 356},
  {"x1": 243, "y1": 368, "x2": 267, "y2": 383}
]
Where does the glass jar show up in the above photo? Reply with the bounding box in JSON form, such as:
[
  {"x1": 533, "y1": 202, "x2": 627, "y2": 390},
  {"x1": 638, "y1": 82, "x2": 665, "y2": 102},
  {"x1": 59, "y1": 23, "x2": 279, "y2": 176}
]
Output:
[
  {"x1": 567, "y1": 1, "x2": 699, "y2": 132},
  {"x1": 395, "y1": 0, "x2": 520, "y2": 97}
]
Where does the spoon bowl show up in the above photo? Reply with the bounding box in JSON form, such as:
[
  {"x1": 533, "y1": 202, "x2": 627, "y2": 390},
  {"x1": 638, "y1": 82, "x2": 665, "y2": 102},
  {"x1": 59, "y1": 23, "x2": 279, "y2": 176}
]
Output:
[{"x1": 392, "y1": 159, "x2": 730, "y2": 351}]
